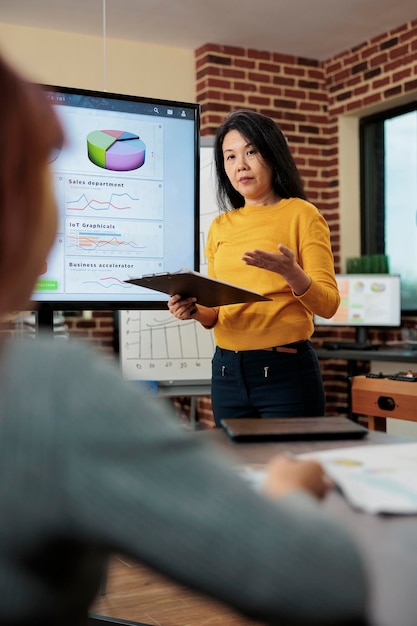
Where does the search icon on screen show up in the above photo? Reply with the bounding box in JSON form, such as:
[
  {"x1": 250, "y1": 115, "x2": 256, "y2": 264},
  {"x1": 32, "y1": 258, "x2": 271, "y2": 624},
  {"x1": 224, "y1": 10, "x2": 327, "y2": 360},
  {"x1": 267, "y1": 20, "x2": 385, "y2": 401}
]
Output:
[{"x1": 153, "y1": 107, "x2": 159, "y2": 113}]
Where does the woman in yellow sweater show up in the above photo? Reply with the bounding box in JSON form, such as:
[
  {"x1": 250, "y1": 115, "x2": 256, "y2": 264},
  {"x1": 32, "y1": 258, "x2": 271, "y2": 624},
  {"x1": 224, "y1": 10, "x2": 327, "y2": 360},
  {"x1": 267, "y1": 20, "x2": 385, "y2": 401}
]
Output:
[{"x1": 168, "y1": 110, "x2": 340, "y2": 426}]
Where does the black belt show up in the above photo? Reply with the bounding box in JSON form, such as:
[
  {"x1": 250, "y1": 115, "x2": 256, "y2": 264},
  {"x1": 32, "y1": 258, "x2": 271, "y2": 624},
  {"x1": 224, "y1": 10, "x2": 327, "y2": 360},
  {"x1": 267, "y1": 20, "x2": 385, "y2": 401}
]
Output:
[
  {"x1": 261, "y1": 340, "x2": 307, "y2": 354},
  {"x1": 262, "y1": 346, "x2": 298, "y2": 354}
]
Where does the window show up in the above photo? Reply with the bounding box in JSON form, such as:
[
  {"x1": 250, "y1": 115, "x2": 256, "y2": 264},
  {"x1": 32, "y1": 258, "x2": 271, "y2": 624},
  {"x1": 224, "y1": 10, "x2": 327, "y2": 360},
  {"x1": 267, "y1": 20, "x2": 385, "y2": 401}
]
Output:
[{"x1": 360, "y1": 103, "x2": 417, "y2": 313}]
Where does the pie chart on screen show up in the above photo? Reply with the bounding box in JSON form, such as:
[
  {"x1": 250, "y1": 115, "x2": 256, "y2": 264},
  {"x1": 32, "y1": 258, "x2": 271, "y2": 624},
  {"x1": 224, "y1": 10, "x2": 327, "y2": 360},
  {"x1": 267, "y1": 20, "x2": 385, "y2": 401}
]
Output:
[{"x1": 87, "y1": 130, "x2": 146, "y2": 171}]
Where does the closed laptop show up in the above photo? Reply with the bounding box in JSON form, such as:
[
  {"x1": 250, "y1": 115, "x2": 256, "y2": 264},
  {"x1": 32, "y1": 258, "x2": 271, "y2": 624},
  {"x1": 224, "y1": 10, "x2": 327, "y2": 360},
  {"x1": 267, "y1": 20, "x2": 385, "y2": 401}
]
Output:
[{"x1": 221, "y1": 416, "x2": 368, "y2": 442}]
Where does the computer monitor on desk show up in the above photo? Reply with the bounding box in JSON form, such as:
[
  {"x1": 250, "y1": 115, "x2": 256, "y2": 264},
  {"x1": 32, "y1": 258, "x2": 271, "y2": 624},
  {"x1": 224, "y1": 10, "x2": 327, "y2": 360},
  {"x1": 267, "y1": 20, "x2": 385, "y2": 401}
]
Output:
[{"x1": 315, "y1": 274, "x2": 401, "y2": 350}]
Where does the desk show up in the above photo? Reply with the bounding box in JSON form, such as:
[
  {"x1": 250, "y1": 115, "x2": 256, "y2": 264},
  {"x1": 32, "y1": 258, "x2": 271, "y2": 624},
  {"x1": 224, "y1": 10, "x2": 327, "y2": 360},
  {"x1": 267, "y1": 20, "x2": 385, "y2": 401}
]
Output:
[
  {"x1": 93, "y1": 428, "x2": 417, "y2": 626},
  {"x1": 316, "y1": 347, "x2": 417, "y2": 418},
  {"x1": 351, "y1": 374, "x2": 417, "y2": 431},
  {"x1": 202, "y1": 428, "x2": 417, "y2": 626},
  {"x1": 316, "y1": 347, "x2": 417, "y2": 365}
]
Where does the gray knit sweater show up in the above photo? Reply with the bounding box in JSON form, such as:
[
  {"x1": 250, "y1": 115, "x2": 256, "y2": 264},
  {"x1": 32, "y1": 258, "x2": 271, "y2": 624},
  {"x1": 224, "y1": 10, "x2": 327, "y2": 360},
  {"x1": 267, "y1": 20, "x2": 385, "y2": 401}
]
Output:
[{"x1": 0, "y1": 337, "x2": 368, "y2": 625}]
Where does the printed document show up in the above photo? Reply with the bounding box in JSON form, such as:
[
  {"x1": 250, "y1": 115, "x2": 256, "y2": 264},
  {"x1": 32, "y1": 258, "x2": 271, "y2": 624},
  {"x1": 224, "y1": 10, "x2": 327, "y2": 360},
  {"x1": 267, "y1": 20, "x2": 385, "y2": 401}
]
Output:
[{"x1": 299, "y1": 442, "x2": 417, "y2": 514}]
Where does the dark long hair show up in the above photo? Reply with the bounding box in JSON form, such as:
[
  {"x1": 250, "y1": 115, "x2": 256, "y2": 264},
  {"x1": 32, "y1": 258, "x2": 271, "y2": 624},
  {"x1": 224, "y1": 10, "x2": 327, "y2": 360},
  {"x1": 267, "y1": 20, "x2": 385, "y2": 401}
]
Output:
[{"x1": 214, "y1": 109, "x2": 307, "y2": 211}]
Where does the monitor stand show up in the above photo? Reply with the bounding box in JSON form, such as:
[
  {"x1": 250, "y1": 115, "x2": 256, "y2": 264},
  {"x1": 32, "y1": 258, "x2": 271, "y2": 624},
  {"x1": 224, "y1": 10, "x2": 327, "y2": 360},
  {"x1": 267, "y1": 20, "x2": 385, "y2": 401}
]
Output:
[
  {"x1": 354, "y1": 326, "x2": 369, "y2": 346},
  {"x1": 322, "y1": 327, "x2": 379, "y2": 351},
  {"x1": 36, "y1": 309, "x2": 54, "y2": 335}
]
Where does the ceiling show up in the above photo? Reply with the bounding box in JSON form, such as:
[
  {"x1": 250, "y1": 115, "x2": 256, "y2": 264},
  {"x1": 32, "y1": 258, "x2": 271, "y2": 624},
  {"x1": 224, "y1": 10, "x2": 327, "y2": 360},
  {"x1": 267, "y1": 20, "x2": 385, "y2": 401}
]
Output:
[{"x1": 1, "y1": 0, "x2": 416, "y2": 60}]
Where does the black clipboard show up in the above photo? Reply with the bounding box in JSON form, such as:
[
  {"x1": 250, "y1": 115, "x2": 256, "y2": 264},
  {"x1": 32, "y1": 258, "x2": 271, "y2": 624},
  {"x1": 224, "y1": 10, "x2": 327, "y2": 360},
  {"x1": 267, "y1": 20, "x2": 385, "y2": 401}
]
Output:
[{"x1": 125, "y1": 268, "x2": 271, "y2": 307}]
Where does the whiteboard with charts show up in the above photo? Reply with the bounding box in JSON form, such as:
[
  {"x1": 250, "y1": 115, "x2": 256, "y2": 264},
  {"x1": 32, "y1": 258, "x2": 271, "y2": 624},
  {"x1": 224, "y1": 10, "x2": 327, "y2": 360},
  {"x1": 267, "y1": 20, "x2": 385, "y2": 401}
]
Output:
[{"x1": 120, "y1": 139, "x2": 217, "y2": 382}]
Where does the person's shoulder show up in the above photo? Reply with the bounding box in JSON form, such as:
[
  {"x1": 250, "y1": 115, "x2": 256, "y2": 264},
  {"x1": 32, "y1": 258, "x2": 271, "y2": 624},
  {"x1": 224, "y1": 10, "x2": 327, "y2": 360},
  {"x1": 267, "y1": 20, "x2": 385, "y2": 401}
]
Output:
[
  {"x1": 285, "y1": 198, "x2": 329, "y2": 225},
  {"x1": 210, "y1": 209, "x2": 238, "y2": 225},
  {"x1": 208, "y1": 211, "x2": 236, "y2": 238},
  {"x1": 6, "y1": 336, "x2": 106, "y2": 375},
  {"x1": 285, "y1": 197, "x2": 319, "y2": 213}
]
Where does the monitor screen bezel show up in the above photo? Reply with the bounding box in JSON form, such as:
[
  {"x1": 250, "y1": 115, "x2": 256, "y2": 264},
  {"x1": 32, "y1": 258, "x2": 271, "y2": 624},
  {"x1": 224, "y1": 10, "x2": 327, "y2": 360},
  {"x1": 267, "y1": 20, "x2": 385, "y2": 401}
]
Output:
[
  {"x1": 31, "y1": 84, "x2": 200, "y2": 312},
  {"x1": 314, "y1": 273, "x2": 402, "y2": 329}
]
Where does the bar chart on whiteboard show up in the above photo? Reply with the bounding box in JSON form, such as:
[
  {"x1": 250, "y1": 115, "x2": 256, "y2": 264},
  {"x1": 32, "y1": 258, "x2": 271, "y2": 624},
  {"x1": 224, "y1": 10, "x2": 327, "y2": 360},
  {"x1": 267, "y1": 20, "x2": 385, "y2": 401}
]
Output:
[
  {"x1": 120, "y1": 311, "x2": 214, "y2": 381},
  {"x1": 120, "y1": 141, "x2": 218, "y2": 383}
]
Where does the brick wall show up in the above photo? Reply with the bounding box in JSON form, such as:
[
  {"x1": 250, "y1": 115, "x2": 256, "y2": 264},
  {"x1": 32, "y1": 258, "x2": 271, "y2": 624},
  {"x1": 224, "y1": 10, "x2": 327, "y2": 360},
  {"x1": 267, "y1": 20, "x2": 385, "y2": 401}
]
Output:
[
  {"x1": 326, "y1": 22, "x2": 417, "y2": 116},
  {"x1": 194, "y1": 20, "x2": 417, "y2": 416},
  {"x1": 64, "y1": 311, "x2": 117, "y2": 358},
  {"x1": 7, "y1": 310, "x2": 117, "y2": 360}
]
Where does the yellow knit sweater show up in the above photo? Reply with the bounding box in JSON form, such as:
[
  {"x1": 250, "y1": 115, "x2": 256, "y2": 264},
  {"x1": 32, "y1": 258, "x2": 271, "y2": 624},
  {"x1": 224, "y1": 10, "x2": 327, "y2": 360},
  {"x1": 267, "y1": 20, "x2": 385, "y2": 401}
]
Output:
[{"x1": 205, "y1": 198, "x2": 340, "y2": 350}]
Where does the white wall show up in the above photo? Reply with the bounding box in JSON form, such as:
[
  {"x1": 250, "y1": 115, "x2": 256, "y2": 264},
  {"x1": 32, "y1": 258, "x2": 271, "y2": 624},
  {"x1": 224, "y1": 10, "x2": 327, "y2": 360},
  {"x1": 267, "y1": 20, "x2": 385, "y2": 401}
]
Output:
[
  {"x1": 0, "y1": 22, "x2": 195, "y2": 102},
  {"x1": 339, "y1": 116, "x2": 361, "y2": 270}
]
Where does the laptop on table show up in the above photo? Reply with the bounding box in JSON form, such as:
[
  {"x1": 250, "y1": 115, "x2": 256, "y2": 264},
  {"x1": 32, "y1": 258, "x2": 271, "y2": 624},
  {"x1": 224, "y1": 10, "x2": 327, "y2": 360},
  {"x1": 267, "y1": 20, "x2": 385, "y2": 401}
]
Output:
[{"x1": 220, "y1": 416, "x2": 368, "y2": 442}]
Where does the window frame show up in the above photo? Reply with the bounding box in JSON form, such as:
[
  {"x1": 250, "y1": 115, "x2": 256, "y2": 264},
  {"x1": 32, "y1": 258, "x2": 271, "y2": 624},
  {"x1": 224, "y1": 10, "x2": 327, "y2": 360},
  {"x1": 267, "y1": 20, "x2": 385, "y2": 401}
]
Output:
[{"x1": 360, "y1": 101, "x2": 417, "y2": 316}]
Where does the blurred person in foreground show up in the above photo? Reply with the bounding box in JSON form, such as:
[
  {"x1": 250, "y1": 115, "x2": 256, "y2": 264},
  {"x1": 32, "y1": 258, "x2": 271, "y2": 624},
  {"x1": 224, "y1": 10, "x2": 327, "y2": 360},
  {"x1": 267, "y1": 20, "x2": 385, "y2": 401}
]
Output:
[{"x1": 0, "y1": 53, "x2": 367, "y2": 626}]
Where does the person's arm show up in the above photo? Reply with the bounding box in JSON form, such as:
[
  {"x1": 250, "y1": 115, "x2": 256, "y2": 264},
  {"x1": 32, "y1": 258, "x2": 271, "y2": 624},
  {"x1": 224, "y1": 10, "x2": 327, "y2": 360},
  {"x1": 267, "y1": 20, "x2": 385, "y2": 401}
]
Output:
[
  {"x1": 242, "y1": 210, "x2": 340, "y2": 318},
  {"x1": 262, "y1": 455, "x2": 332, "y2": 499}
]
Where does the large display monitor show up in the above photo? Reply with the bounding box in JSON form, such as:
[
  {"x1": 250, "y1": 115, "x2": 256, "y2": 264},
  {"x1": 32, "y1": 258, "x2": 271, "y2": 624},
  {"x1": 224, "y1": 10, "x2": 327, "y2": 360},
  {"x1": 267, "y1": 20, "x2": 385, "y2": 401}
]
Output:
[
  {"x1": 314, "y1": 274, "x2": 401, "y2": 347},
  {"x1": 31, "y1": 85, "x2": 200, "y2": 312}
]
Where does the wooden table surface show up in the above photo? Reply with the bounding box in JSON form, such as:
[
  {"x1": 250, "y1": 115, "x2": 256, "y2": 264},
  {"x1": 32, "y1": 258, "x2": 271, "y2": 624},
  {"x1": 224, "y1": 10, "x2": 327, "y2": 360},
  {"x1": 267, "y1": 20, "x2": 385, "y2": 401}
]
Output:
[{"x1": 92, "y1": 427, "x2": 417, "y2": 626}]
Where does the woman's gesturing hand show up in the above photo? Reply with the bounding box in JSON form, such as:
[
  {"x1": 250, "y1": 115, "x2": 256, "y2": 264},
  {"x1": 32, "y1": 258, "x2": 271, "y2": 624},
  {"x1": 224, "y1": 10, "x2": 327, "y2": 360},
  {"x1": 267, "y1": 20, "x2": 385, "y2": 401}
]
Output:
[{"x1": 242, "y1": 244, "x2": 312, "y2": 296}]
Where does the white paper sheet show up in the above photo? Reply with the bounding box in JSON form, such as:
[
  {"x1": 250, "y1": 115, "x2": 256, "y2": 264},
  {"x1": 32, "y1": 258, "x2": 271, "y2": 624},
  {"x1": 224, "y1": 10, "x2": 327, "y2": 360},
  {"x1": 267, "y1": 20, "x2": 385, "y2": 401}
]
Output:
[{"x1": 299, "y1": 442, "x2": 417, "y2": 514}]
